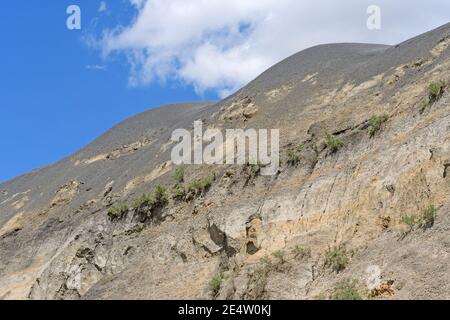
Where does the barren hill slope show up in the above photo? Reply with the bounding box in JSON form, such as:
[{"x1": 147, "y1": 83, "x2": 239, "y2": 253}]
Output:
[{"x1": 1, "y1": 23, "x2": 449, "y2": 300}]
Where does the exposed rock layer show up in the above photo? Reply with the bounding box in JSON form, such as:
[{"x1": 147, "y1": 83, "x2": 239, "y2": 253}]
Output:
[{"x1": 1, "y1": 24, "x2": 450, "y2": 300}]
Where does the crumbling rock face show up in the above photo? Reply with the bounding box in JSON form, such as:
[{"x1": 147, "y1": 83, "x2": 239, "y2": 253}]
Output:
[
  {"x1": 51, "y1": 181, "x2": 81, "y2": 207},
  {"x1": 1, "y1": 24, "x2": 450, "y2": 300}
]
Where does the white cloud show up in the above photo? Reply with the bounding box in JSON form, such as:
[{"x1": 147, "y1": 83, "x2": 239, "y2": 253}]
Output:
[
  {"x1": 98, "y1": 1, "x2": 107, "y2": 13},
  {"x1": 99, "y1": 0, "x2": 450, "y2": 97},
  {"x1": 86, "y1": 64, "x2": 108, "y2": 71}
]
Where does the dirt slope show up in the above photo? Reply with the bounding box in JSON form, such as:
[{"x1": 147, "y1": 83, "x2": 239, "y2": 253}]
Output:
[{"x1": 0, "y1": 23, "x2": 449, "y2": 300}]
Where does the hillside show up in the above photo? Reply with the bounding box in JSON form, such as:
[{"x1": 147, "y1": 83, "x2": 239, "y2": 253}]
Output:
[{"x1": 0, "y1": 23, "x2": 449, "y2": 300}]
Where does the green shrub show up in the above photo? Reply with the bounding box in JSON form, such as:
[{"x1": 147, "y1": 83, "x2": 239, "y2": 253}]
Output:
[
  {"x1": 153, "y1": 185, "x2": 169, "y2": 206},
  {"x1": 324, "y1": 246, "x2": 349, "y2": 273},
  {"x1": 401, "y1": 205, "x2": 437, "y2": 234},
  {"x1": 172, "y1": 183, "x2": 186, "y2": 201},
  {"x1": 324, "y1": 133, "x2": 344, "y2": 153},
  {"x1": 173, "y1": 165, "x2": 185, "y2": 184},
  {"x1": 287, "y1": 149, "x2": 301, "y2": 166},
  {"x1": 292, "y1": 245, "x2": 312, "y2": 259},
  {"x1": 428, "y1": 81, "x2": 445, "y2": 104},
  {"x1": 133, "y1": 185, "x2": 168, "y2": 212},
  {"x1": 420, "y1": 100, "x2": 429, "y2": 113},
  {"x1": 332, "y1": 279, "x2": 362, "y2": 300},
  {"x1": 187, "y1": 176, "x2": 213, "y2": 198},
  {"x1": 421, "y1": 205, "x2": 437, "y2": 229},
  {"x1": 272, "y1": 250, "x2": 286, "y2": 263},
  {"x1": 244, "y1": 161, "x2": 262, "y2": 176},
  {"x1": 107, "y1": 200, "x2": 129, "y2": 221},
  {"x1": 132, "y1": 192, "x2": 153, "y2": 209},
  {"x1": 209, "y1": 273, "x2": 226, "y2": 294},
  {"x1": 251, "y1": 163, "x2": 261, "y2": 175},
  {"x1": 368, "y1": 114, "x2": 388, "y2": 137},
  {"x1": 401, "y1": 215, "x2": 419, "y2": 230},
  {"x1": 260, "y1": 255, "x2": 272, "y2": 267}
]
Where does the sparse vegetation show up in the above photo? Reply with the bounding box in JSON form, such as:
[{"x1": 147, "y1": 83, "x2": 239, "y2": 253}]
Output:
[
  {"x1": 287, "y1": 149, "x2": 300, "y2": 165},
  {"x1": 153, "y1": 185, "x2": 169, "y2": 206},
  {"x1": 243, "y1": 159, "x2": 268, "y2": 177},
  {"x1": 324, "y1": 133, "x2": 344, "y2": 153},
  {"x1": 272, "y1": 250, "x2": 286, "y2": 263},
  {"x1": 401, "y1": 215, "x2": 420, "y2": 233},
  {"x1": 107, "y1": 200, "x2": 129, "y2": 221},
  {"x1": 260, "y1": 255, "x2": 272, "y2": 267},
  {"x1": 244, "y1": 161, "x2": 262, "y2": 176},
  {"x1": 209, "y1": 273, "x2": 226, "y2": 295},
  {"x1": 420, "y1": 100, "x2": 429, "y2": 113},
  {"x1": 332, "y1": 278, "x2": 362, "y2": 300},
  {"x1": 286, "y1": 145, "x2": 304, "y2": 166},
  {"x1": 287, "y1": 150, "x2": 300, "y2": 166},
  {"x1": 187, "y1": 176, "x2": 213, "y2": 197},
  {"x1": 132, "y1": 185, "x2": 169, "y2": 210},
  {"x1": 132, "y1": 192, "x2": 153, "y2": 209},
  {"x1": 400, "y1": 205, "x2": 438, "y2": 237},
  {"x1": 171, "y1": 183, "x2": 186, "y2": 201},
  {"x1": 292, "y1": 245, "x2": 312, "y2": 260},
  {"x1": 428, "y1": 80, "x2": 446, "y2": 104},
  {"x1": 250, "y1": 163, "x2": 261, "y2": 175},
  {"x1": 109, "y1": 185, "x2": 169, "y2": 223},
  {"x1": 419, "y1": 80, "x2": 445, "y2": 112},
  {"x1": 172, "y1": 172, "x2": 214, "y2": 202},
  {"x1": 324, "y1": 246, "x2": 349, "y2": 273},
  {"x1": 368, "y1": 114, "x2": 388, "y2": 137},
  {"x1": 173, "y1": 165, "x2": 185, "y2": 184},
  {"x1": 421, "y1": 205, "x2": 437, "y2": 229}
]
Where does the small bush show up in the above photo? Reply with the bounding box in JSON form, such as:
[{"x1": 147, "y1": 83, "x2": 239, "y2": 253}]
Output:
[
  {"x1": 196, "y1": 176, "x2": 212, "y2": 191},
  {"x1": 287, "y1": 149, "x2": 301, "y2": 166},
  {"x1": 132, "y1": 193, "x2": 153, "y2": 209},
  {"x1": 251, "y1": 163, "x2": 261, "y2": 175},
  {"x1": 420, "y1": 100, "x2": 429, "y2": 113},
  {"x1": 153, "y1": 185, "x2": 169, "y2": 206},
  {"x1": 324, "y1": 133, "x2": 344, "y2": 153},
  {"x1": 107, "y1": 201, "x2": 129, "y2": 221},
  {"x1": 401, "y1": 205, "x2": 437, "y2": 235},
  {"x1": 244, "y1": 161, "x2": 262, "y2": 176},
  {"x1": 172, "y1": 183, "x2": 186, "y2": 201},
  {"x1": 133, "y1": 185, "x2": 168, "y2": 211},
  {"x1": 324, "y1": 246, "x2": 349, "y2": 273},
  {"x1": 292, "y1": 245, "x2": 312, "y2": 260},
  {"x1": 368, "y1": 114, "x2": 388, "y2": 137},
  {"x1": 421, "y1": 205, "x2": 437, "y2": 229},
  {"x1": 173, "y1": 165, "x2": 185, "y2": 184},
  {"x1": 428, "y1": 81, "x2": 445, "y2": 104},
  {"x1": 260, "y1": 255, "x2": 272, "y2": 267},
  {"x1": 209, "y1": 273, "x2": 226, "y2": 294},
  {"x1": 187, "y1": 176, "x2": 213, "y2": 198},
  {"x1": 272, "y1": 250, "x2": 286, "y2": 263},
  {"x1": 332, "y1": 279, "x2": 362, "y2": 300},
  {"x1": 243, "y1": 161, "x2": 264, "y2": 177},
  {"x1": 401, "y1": 215, "x2": 419, "y2": 231}
]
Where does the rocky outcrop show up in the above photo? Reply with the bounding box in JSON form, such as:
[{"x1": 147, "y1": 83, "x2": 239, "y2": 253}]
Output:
[{"x1": 0, "y1": 24, "x2": 450, "y2": 300}]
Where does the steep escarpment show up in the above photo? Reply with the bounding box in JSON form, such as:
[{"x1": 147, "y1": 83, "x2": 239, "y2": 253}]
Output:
[{"x1": 1, "y1": 23, "x2": 450, "y2": 300}]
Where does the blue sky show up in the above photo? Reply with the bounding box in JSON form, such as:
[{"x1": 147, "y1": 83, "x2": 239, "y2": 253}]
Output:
[
  {"x1": 0, "y1": 1, "x2": 448, "y2": 183},
  {"x1": 0, "y1": 1, "x2": 217, "y2": 183}
]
